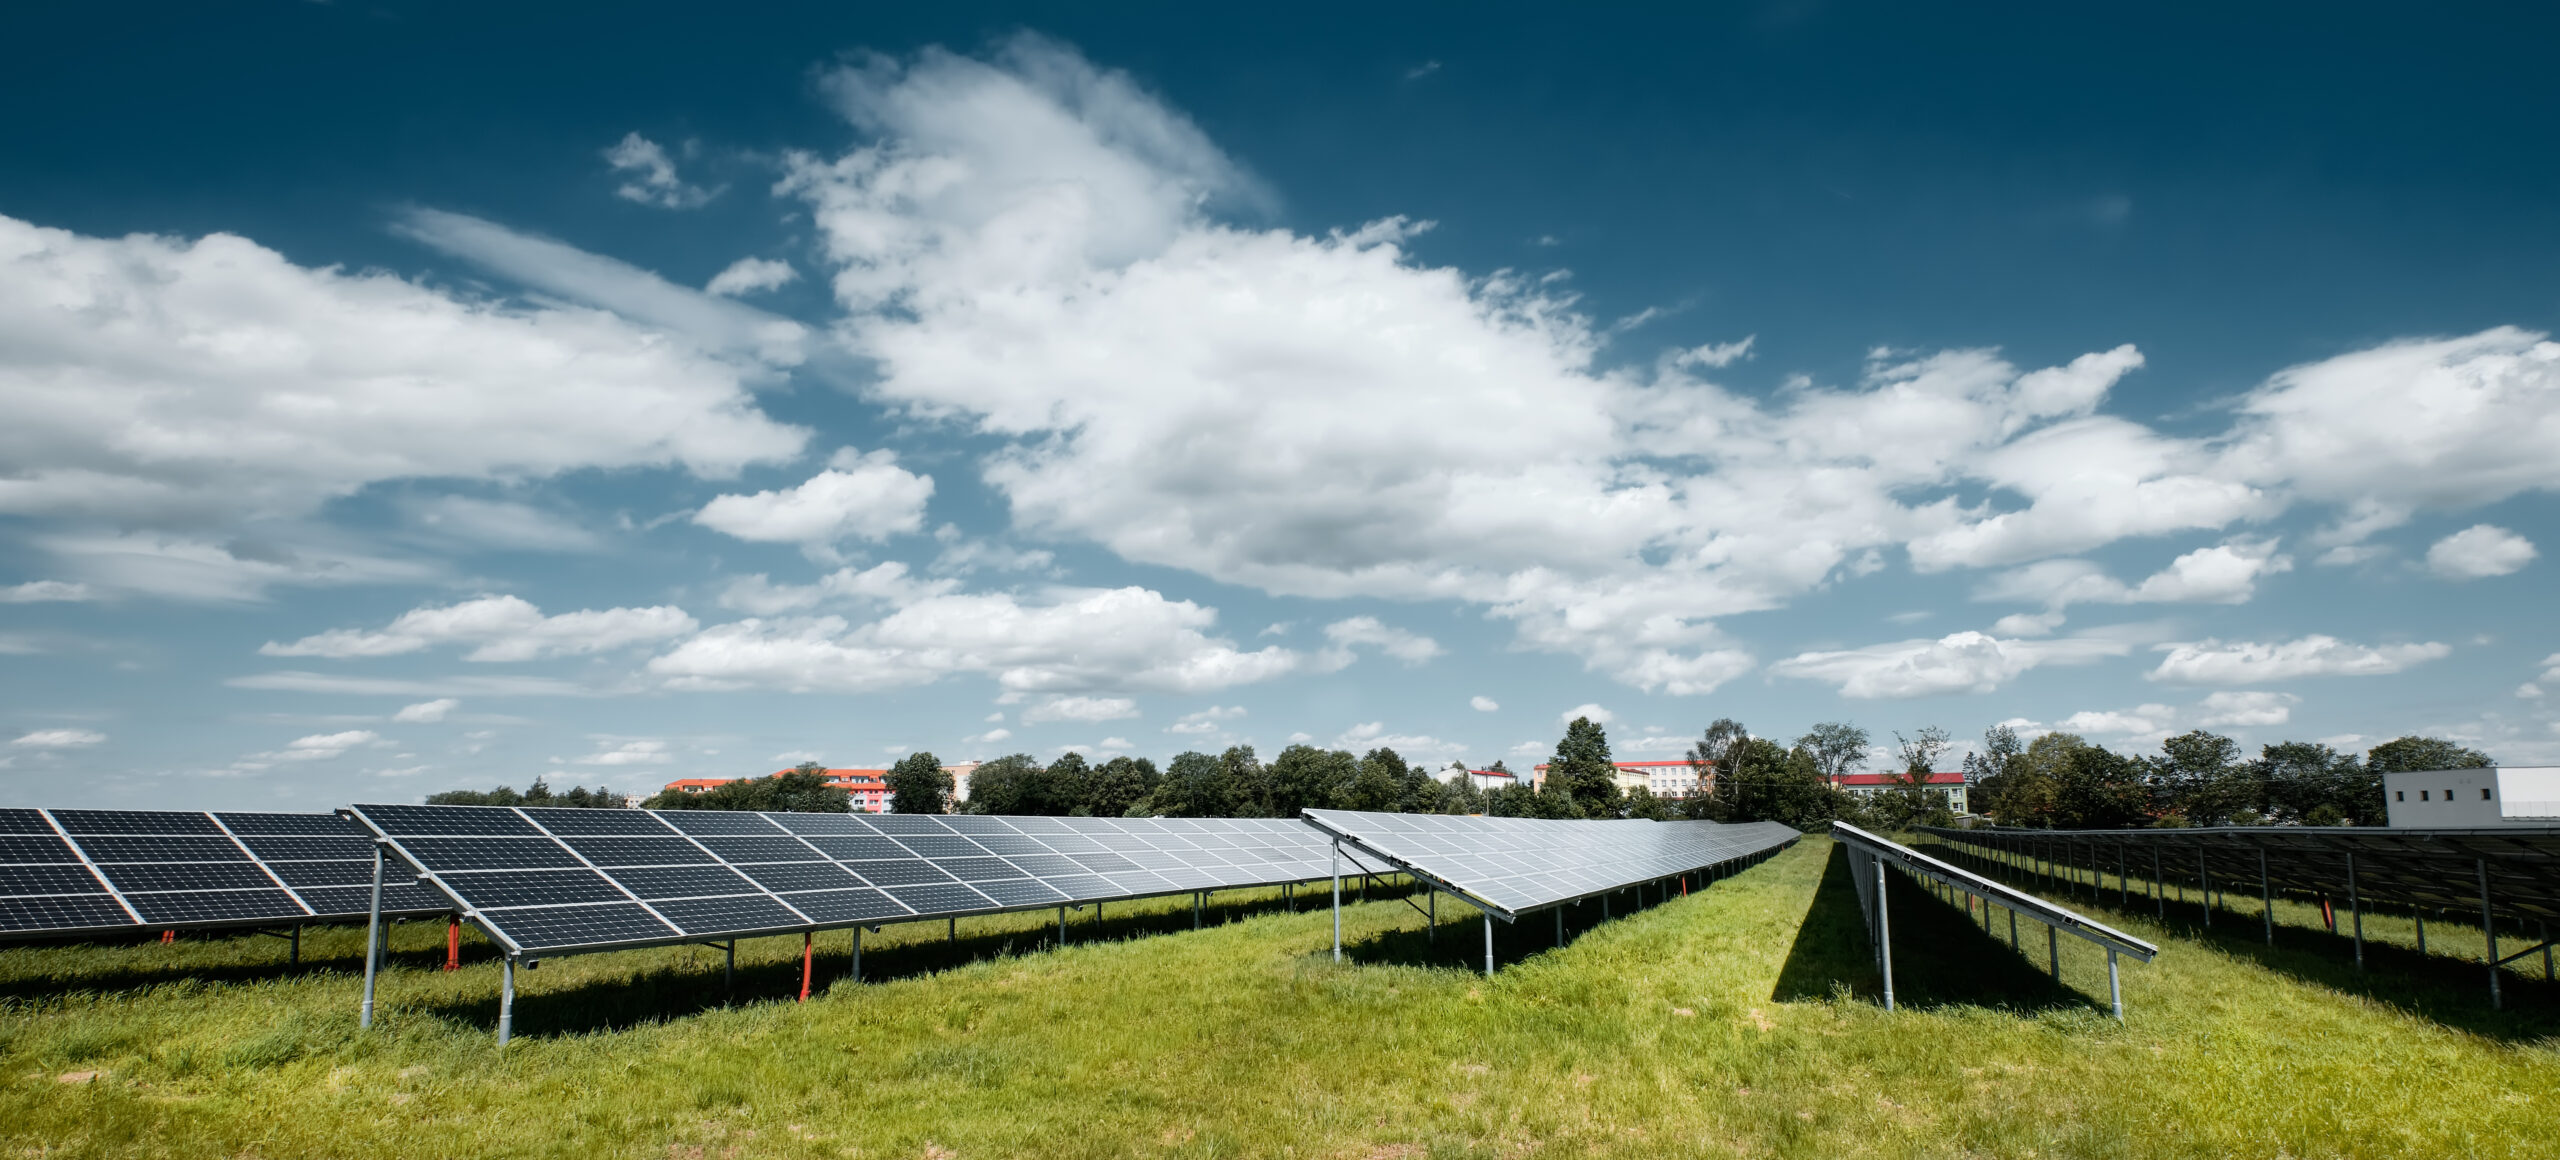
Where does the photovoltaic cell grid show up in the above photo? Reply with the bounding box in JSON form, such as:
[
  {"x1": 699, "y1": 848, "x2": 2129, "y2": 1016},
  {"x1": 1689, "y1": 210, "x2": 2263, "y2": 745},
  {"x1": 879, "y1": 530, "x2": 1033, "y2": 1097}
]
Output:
[
  {"x1": 1299, "y1": 809, "x2": 1800, "y2": 919},
  {"x1": 343, "y1": 805, "x2": 1393, "y2": 956},
  {"x1": 0, "y1": 808, "x2": 448, "y2": 937}
]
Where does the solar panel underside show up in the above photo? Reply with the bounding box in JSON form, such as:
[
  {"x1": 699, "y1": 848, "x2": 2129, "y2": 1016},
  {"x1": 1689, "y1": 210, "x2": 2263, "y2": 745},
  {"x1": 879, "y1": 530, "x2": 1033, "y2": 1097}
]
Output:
[
  {"x1": 0, "y1": 808, "x2": 447, "y2": 938},
  {"x1": 344, "y1": 805, "x2": 1393, "y2": 956},
  {"x1": 1299, "y1": 809, "x2": 1801, "y2": 919}
]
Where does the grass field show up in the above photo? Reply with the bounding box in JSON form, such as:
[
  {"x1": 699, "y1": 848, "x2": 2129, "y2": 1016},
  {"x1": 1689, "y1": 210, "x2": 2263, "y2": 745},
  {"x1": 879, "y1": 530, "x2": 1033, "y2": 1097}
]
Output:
[{"x1": 3, "y1": 834, "x2": 2557, "y2": 1158}]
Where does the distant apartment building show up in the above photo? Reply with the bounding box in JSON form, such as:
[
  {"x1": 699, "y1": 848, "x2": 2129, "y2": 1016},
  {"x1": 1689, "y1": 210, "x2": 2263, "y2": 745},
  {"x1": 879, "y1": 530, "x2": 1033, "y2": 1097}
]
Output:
[
  {"x1": 1442, "y1": 766, "x2": 1522, "y2": 792},
  {"x1": 2383, "y1": 766, "x2": 2560, "y2": 827},
  {"x1": 1832, "y1": 771, "x2": 1968, "y2": 815},
  {"x1": 1529, "y1": 759, "x2": 1714, "y2": 798},
  {"x1": 662, "y1": 762, "x2": 979, "y2": 813}
]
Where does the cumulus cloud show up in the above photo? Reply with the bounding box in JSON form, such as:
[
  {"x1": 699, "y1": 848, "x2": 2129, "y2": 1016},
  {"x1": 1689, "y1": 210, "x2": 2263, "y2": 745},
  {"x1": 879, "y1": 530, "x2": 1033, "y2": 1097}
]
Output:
[
  {"x1": 401, "y1": 495, "x2": 602, "y2": 553},
  {"x1": 650, "y1": 585, "x2": 1302, "y2": 696},
  {"x1": 1770, "y1": 631, "x2": 2132, "y2": 699},
  {"x1": 570, "y1": 739, "x2": 672, "y2": 765},
  {"x1": 262, "y1": 595, "x2": 696, "y2": 662},
  {"x1": 0, "y1": 212, "x2": 803, "y2": 533},
  {"x1": 2058, "y1": 705, "x2": 2176, "y2": 736},
  {"x1": 1320, "y1": 616, "x2": 1442, "y2": 665},
  {"x1": 1022, "y1": 695, "x2": 1139, "y2": 724},
  {"x1": 1977, "y1": 539, "x2": 2291, "y2": 609},
  {"x1": 268, "y1": 730, "x2": 382, "y2": 760},
  {"x1": 693, "y1": 449, "x2": 934, "y2": 550},
  {"x1": 1560, "y1": 703, "x2": 1614, "y2": 725},
  {"x1": 2148, "y1": 635, "x2": 2451, "y2": 685},
  {"x1": 1470, "y1": 695, "x2": 1499, "y2": 712},
  {"x1": 0, "y1": 580, "x2": 91, "y2": 603},
  {"x1": 706, "y1": 257, "x2": 799, "y2": 297},
  {"x1": 2198, "y1": 690, "x2": 2300, "y2": 727},
  {"x1": 393, "y1": 698, "x2": 459, "y2": 723},
  {"x1": 2426, "y1": 524, "x2": 2537, "y2": 579},
  {"x1": 604, "y1": 132, "x2": 719, "y2": 209},
  {"x1": 12, "y1": 728, "x2": 105, "y2": 748},
  {"x1": 1165, "y1": 705, "x2": 1244, "y2": 735}
]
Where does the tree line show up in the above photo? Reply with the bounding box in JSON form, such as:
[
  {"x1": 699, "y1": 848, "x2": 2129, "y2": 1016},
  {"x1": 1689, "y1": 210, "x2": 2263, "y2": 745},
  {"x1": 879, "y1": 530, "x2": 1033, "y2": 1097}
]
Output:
[{"x1": 420, "y1": 718, "x2": 2495, "y2": 830}]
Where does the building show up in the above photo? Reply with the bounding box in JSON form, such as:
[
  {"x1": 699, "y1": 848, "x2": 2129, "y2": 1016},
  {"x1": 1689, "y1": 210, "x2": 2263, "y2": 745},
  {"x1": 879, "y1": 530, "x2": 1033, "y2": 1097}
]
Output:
[
  {"x1": 660, "y1": 768, "x2": 893, "y2": 812},
  {"x1": 2383, "y1": 766, "x2": 2560, "y2": 827},
  {"x1": 1441, "y1": 767, "x2": 1521, "y2": 792},
  {"x1": 1832, "y1": 772, "x2": 1968, "y2": 815},
  {"x1": 1529, "y1": 759, "x2": 1714, "y2": 798}
]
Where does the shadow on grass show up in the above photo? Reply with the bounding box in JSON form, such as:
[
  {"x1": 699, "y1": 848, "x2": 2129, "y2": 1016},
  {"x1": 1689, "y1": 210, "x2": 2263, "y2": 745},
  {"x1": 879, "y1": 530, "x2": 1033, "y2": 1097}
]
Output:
[
  {"x1": 0, "y1": 920, "x2": 489, "y2": 1002},
  {"x1": 1341, "y1": 874, "x2": 1702, "y2": 974},
  {"x1": 1774, "y1": 842, "x2": 2091, "y2": 1016},
  {"x1": 1921, "y1": 839, "x2": 2560, "y2": 1042},
  {"x1": 416, "y1": 885, "x2": 1350, "y2": 1040}
]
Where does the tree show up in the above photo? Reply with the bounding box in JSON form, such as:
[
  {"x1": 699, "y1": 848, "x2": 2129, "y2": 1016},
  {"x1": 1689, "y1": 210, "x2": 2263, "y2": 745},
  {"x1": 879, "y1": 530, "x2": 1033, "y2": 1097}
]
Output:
[
  {"x1": 2365, "y1": 736, "x2": 2493, "y2": 774},
  {"x1": 1545, "y1": 716, "x2": 1622, "y2": 819},
  {"x1": 958, "y1": 754, "x2": 1047, "y2": 816},
  {"x1": 1797, "y1": 722, "x2": 1871, "y2": 783},
  {"x1": 1977, "y1": 732, "x2": 2083, "y2": 827},
  {"x1": 1962, "y1": 724, "x2": 2023, "y2": 789},
  {"x1": 2151, "y1": 730, "x2": 2252, "y2": 825},
  {"x1": 1717, "y1": 739, "x2": 1840, "y2": 829},
  {"x1": 1688, "y1": 718, "x2": 1750, "y2": 797},
  {"x1": 1342, "y1": 749, "x2": 1403, "y2": 811},
  {"x1": 2052, "y1": 744, "x2": 2151, "y2": 829},
  {"x1": 1621, "y1": 785, "x2": 1672, "y2": 821},
  {"x1": 1220, "y1": 746, "x2": 1271, "y2": 817},
  {"x1": 1269, "y1": 745, "x2": 1357, "y2": 816},
  {"x1": 2254, "y1": 742, "x2": 2371, "y2": 826},
  {"x1": 886, "y1": 751, "x2": 954, "y2": 815},
  {"x1": 1157, "y1": 751, "x2": 1230, "y2": 817},
  {"x1": 1042, "y1": 752, "x2": 1094, "y2": 816},
  {"x1": 1088, "y1": 756, "x2": 1157, "y2": 818},
  {"x1": 642, "y1": 769, "x2": 847, "y2": 812}
]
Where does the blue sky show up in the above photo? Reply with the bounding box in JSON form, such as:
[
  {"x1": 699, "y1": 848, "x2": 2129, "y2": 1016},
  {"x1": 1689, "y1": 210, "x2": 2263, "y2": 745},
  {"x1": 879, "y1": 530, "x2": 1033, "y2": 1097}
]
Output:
[{"x1": 4, "y1": 2, "x2": 2557, "y2": 809}]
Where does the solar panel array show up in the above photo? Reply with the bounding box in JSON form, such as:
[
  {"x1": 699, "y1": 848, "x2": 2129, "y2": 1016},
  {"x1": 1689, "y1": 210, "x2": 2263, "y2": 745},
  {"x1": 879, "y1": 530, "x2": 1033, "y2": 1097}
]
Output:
[
  {"x1": 0, "y1": 808, "x2": 447, "y2": 938},
  {"x1": 345, "y1": 805, "x2": 1391, "y2": 956},
  {"x1": 1834, "y1": 822, "x2": 2157, "y2": 962},
  {"x1": 1300, "y1": 809, "x2": 1799, "y2": 919},
  {"x1": 1918, "y1": 823, "x2": 2560, "y2": 925}
]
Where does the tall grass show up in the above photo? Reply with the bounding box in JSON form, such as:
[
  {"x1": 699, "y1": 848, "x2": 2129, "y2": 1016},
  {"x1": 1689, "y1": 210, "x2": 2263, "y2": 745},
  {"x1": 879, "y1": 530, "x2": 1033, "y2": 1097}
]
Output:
[{"x1": 2, "y1": 836, "x2": 2554, "y2": 1158}]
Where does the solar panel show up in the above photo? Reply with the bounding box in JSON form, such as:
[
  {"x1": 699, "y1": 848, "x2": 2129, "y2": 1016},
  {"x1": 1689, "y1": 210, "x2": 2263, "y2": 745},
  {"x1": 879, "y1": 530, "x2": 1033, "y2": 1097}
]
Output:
[
  {"x1": 1302, "y1": 809, "x2": 1800, "y2": 921},
  {"x1": 340, "y1": 804, "x2": 1401, "y2": 958},
  {"x1": 0, "y1": 808, "x2": 448, "y2": 940}
]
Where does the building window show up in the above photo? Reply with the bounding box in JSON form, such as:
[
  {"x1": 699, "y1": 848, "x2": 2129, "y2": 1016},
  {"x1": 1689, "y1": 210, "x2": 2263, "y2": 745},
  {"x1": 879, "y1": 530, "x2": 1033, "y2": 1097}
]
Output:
[
  {"x1": 2482, "y1": 788, "x2": 2493, "y2": 800},
  {"x1": 2395, "y1": 791, "x2": 2404, "y2": 801},
  {"x1": 2421, "y1": 790, "x2": 2431, "y2": 801}
]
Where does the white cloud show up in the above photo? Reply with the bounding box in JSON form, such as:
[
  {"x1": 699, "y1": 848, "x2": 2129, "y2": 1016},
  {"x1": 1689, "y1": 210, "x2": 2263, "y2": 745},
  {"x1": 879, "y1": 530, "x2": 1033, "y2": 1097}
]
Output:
[
  {"x1": 2519, "y1": 683, "x2": 2544, "y2": 700},
  {"x1": 1022, "y1": 695, "x2": 1139, "y2": 724},
  {"x1": 0, "y1": 580, "x2": 91, "y2": 603},
  {"x1": 2058, "y1": 705, "x2": 2176, "y2": 736},
  {"x1": 693, "y1": 449, "x2": 934, "y2": 550},
  {"x1": 571, "y1": 739, "x2": 672, "y2": 765},
  {"x1": 1470, "y1": 695, "x2": 1499, "y2": 712},
  {"x1": 226, "y1": 671, "x2": 591, "y2": 697},
  {"x1": 262, "y1": 595, "x2": 696, "y2": 662},
  {"x1": 1334, "y1": 722, "x2": 1462, "y2": 759},
  {"x1": 716, "y1": 562, "x2": 959, "y2": 615},
  {"x1": 1976, "y1": 538, "x2": 2290, "y2": 609},
  {"x1": 12, "y1": 728, "x2": 105, "y2": 748},
  {"x1": 2148, "y1": 635, "x2": 2452, "y2": 685},
  {"x1": 706, "y1": 257, "x2": 799, "y2": 297},
  {"x1": 2426, "y1": 524, "x2": 2537, "y2": 579},
  {"x1": 604, "y1": 132, "x2": 719, "y2": 209},
  {"x1": 967, "y1": 728, "x2": 1013, "y2": 745},
  {"x1": 0, "y1": 212, "x2": 803, "y2": 533},
  {"x1": 1770, "y1": 630, "x2": 2132, "y2": 699},
  {"x1": 393, "y1": 698, "x2": 459, "y2": 723},
  {"x1": 1320, "y1": 616, "x2": 1442, "y2": 665},
  {"x1": 270, "y1": 730, "x2": 383, "y2": 761},
  {"x1": 1560, "y1": 703, "x2": 1614, "y2": 725},
  {"x1": 401, "y1": 495, "x2": 601, "y2": 552},
  {"x1": 650, "y1": 585, "x2": 1302, "y2": 696},
  {"x1": 2198, "y1": 690, "x2": 2299, "y2": 728},
  {"x1": 1990, "y1": 610, "x2": 2065, "y2": 637},
  {"x1": 35, "y1": 532, "x2": 438, "y2": 604},
  {"x1": 1165, "y1": 705, "x2": 1244, "y2": 735}
]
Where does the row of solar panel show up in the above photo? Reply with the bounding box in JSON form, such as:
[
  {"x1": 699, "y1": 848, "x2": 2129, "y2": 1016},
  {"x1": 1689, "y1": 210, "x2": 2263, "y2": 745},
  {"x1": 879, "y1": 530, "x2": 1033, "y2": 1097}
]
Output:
[
  {"x1": 1301, "y1": 810, "x2": 1802, "y2": 916},
  {"x1": 348, "y1": 805, "x2": 1383, "y2": 954},
  {"x1": 0, "y1": 808, "x2": 447, "y2": 934}
]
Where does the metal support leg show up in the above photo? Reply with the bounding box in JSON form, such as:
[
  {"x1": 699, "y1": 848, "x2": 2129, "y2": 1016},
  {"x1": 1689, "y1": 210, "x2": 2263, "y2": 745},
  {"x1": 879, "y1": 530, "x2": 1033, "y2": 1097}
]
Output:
[
  {"x1": 1483, "y1": 914, "x2": 1494, "y2": 978},
  {"x1": 1194, "y1": 892, "x2": 1201, "y2": 931},
  {"x1": 2348, "y1": 853, "x2": 2364, "y2": 970},
  {"x1": 360, "y1": 845, "x2": 384, "y2": 1030},
  {"x1": 2048, "y1": 923, "x2": 2060, "y2": 982},
  {"x1": 2108, "y1": 948, "x2": 2123, "y2": 1021},
  {"x1": 2198, "y1": 848, "x2": 2210, "y2": 928},
  {"x1": 724, "y1": 940, "x2": 734, "y2": 989},
  {"x1": 2544, "y1": 921, "x2": 2552, "y2": 981},
  {"x1": 290, "y1": 924, "x2": 300, "y2": 966},
  {"x1": 2417, "y1": 910, "x2": 2427, "y2": 954},
  {"x1": 853, "y1": 925, "x2": 862, "y2": 982},
  {"x1": 2479, "y1": 860, "x2": 2502, "y2": 1010},
  {"x1": 1058, "y1": 906, "x2": 1066, "y2": 944},
  {"x1": 948, "y1": 916, "x2": 956, "y2": 946},
  {"x1": 2260, "y1": 849, "x2": 2274, "y2": 946},
  {"x1": 497, "y1": 956, "x2": 516, "y2": 1047},
  {"x1": 1331, "y1": 841, "x2": 1343, "y2": 962},
  {"x1": 2009, "y1": 907, "x2": 2019, "y2": 951},
  {"x1": 1429, "y1": 888, "x2": 1436, "y2": 943},
  {"x1": 1554, "y1": 907, "x2": 1562, "y2": 947},
  {"x1": 1876, "y1": 860, "x2": 1894, "y2": 1013}
]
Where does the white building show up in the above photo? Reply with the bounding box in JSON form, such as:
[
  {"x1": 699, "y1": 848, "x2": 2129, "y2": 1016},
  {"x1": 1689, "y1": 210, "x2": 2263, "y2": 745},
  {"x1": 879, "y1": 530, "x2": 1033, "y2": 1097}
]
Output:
[{"x1": 2382, "y1": 766, "x2": 2560, "y2": 827}]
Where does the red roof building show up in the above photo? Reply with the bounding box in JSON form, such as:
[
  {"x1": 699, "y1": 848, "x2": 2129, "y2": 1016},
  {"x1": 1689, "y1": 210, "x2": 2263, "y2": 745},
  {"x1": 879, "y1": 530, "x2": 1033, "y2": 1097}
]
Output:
[
  {"x1": 1833, "y1": 771, "x2": 1969, "y2": 814},
  {"x1": 1529, "y1": 759, "x2": 1714, "y2": 798},
  {"x1": 661, "y1": 768, "x2": 896, "y2": 813}
]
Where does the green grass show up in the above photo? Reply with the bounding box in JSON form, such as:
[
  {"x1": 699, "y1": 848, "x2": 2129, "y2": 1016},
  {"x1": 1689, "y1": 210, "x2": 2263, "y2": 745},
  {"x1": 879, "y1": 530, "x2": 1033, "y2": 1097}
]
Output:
[{"x1": 3, "y1": 836, "x2": 2556, "y2": 1158}]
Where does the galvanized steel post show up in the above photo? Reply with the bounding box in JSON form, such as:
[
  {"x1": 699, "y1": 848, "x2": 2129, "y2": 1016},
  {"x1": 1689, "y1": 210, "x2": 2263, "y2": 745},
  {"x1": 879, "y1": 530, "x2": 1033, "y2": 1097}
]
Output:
[
  {"x1": 496, "y1": 955, "x2": 516, "y2": 1047},
  {"x1": 360, "y1": 844, "x2": 384, "y2": 1030},
  {"x1": 1876, "y1": 859, "x2": 1894, "y2": 1013},
  {"x1": 1330, "y1": 840, "x2": 1342, "y2": 962},
  {"x1": 2348, "y1": 852, "x2": 2364, "y2": 970},
  {"x1": 2478, "y1": 859, "x2": 2502, "y2": 1010}
]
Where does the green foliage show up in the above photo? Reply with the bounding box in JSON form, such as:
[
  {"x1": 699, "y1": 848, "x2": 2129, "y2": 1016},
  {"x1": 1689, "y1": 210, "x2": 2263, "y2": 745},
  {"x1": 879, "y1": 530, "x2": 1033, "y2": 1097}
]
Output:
[
  {"x1": 886, "y1": 751, "x2": 954, "y2": 815},
  {"x1": 959, "y1": 754, "x2": 1049, "y2": 816},
  {"x1": 2365, "y1": 735, "x2": 2493, "y2": 773},
  {"x1": 426, "y1": 778, "x2": 626, "y2": 809},
  {"x1": 1087, "y1": 756, "x2": 1157, "y2": 818},
  {"x1": 1269, "y1": 744, "x2": 1356, "y2": 816},
  {"x1": 1688, "y1": 717, "x2": 1749, "y2": 794},
  {"x1": 1154, "y1": 750, "x2": 1231, "y2": 818},
  {"x1": 641, "y1": 768, "x2": 847, "y2": 813},
  {"x1": 1716, "y1": 739, "x2": 1843, "y2": 829},
  {"x1": 1043, "y1": 753, "x2": 1094, "y2": 816},
  {"x1": 1796, "y1": 721, "x2": 1870, "y2": 782},
  {"x1": 1544, "y1": 716, "x2": 1621, "y2": 819}
]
